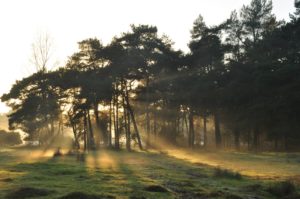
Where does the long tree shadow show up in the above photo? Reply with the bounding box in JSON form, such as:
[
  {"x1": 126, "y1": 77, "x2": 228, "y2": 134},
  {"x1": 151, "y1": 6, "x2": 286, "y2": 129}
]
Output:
[{"x1": 1, "y1": 151, "x2": 117, "y2": 199}]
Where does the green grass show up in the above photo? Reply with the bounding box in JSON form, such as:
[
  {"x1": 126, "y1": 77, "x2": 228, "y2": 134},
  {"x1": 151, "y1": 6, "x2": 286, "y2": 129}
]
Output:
[
  {"x1": 164, "y1": 149, "x2": 300, "y2": 179},
  {"x1": 0, "y1": 147, "x2": 299, "y2": 198}
]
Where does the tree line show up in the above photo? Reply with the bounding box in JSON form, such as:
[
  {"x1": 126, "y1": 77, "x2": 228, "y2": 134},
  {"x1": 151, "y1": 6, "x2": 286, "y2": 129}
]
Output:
[{"x1": 2, "y1": 0, "x2": 300, "y2": 151}]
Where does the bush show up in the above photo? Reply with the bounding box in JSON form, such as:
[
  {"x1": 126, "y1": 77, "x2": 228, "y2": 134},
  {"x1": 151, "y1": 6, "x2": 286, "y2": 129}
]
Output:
[{"x1": 0, "y1": 130, "x2": 22, "y2": 146}]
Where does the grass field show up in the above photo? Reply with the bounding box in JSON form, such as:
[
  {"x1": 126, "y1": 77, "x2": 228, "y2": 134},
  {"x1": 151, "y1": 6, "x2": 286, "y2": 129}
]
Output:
[
  {"x1": 0, "y1": 147, "x2": 299, "y2": 199},
  {"x1": 164, "y1": 149, "x2": 300, "y2": 179}
]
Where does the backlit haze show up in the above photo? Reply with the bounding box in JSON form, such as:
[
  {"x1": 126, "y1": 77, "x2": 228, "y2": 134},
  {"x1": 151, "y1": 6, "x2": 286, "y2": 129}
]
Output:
[{"x1": 0, "y1": 0, "x2": 296, "y2": 113}]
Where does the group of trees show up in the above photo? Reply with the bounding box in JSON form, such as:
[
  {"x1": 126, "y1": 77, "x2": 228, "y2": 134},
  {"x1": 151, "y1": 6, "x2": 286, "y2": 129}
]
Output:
[{"x1": 2, "y1": 0, "x2": 300, "y2": 151}]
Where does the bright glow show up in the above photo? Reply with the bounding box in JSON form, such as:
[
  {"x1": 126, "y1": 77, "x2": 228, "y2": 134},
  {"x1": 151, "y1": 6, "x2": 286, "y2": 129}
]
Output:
[
  {"x1": 0, "y1": 0, "x2": 296, "y2": 113},
  {"x1": 86, "y1": 151, "x2": 118, "y2": 171}
]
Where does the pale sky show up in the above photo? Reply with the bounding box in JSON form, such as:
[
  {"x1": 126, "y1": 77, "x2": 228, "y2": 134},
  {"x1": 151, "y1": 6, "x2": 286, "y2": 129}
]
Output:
[{"x1": 0, "y1": 0, "x2": 296, "y2": 113}]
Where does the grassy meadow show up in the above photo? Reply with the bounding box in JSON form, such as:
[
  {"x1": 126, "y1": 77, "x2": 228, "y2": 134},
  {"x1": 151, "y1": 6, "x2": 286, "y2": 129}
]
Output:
[{"x1": 0, "y1": 147, "x2": 299, "y2": 199}]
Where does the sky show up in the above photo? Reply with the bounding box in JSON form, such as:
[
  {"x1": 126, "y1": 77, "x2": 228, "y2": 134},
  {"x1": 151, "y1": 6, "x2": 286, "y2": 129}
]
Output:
[{"x1": 0, "y1": 0, "x2": 296, "y2": 113}]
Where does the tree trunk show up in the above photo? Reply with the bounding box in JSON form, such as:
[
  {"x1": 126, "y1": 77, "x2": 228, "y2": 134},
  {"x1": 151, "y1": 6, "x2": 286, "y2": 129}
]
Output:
[
  {"x1": 115, "y1": 92, "x2": 120, "y2": 150},
  {"x1": 284, "y1": 133, "x2": 288, "y2": 151},
  {"x1": 214, "y1": 110, "x2": 222, "y2": 148},
  {"x1": 184, "y1": 112, "x2": 189, "y2": 138},
  {"x1": 274, "y1": 135, "x2": 278, "y2": 151},
  {"x1": 87, "y1": 109, "x2": 95, "y2": 150},
  {"x1": 126, "y1": 105, "x2": 131, "y2": 151},
  {"x1": 234, "y1": 127, "x2": 240, "y2": 150},
  {"x1": 188, "y1": 111, "x2": 195, "y2": 148},
  {"x1": 247, "y1": 130, "x2": 251, "y2": 151},
  {"x1": 176, "y1": 116, "x2": 180, "y2": 139},
  {"x1": 83, "y1": 111, "x2": 88, "y2": 151},
  {"x1": 153, "y1": 111, "x2": 157, "y2": 141},
  {"x1": 253, "y1": 126, "x2": 259, "y2": 151},
  {"x1": 145, "y1": 77, "x2": 150, "y2": 147},
  {"x1": 71, "y1": 123, "x2": 80, "y2": 149},
  {"x1": 108, "y1": 101, "x2": 112, "y2": 148},
  {"x1": 112, "y1": 97, "x2": 117, "y2": 149},
  {"x1": 50, "y1": 119, "x2": 55, "y2": 137},
  {"x1": 203, "y1": 113, "x2": 207, "y2": 147},
  {"x1": 125, "y1": 93, "x2": 143, "y2": 150},
  {"x1": 94, "y1": 103, "x2": 107, "y2": 146},
  {"x1": 122, "y1": 88, "x2": 131, "y2": 151}
]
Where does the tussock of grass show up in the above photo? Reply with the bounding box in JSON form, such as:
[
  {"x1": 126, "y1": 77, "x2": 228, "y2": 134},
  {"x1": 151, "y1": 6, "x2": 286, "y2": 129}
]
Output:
[
  {"x1": 129, "y1": 196, "x2": 147, "y2": 199},
  {"x1": 5, "y1": 187, "x2": 53, "y2": 199},
  {"x1": 214, "y1": 167, "x2": 242, "y2": 180},
  {"x1": 225, "y1": 194, "x2": 243, "y2": 199},
  {"x1": 242, "y1": 183, "x2": 262, "y2": 192},
  {"x1": 58, "y1": 192, "x2": 115, "y2": 199},
  {"x1": 208, "y1": 190, "x2": 243, "y2": 199},
  {"x1": 144, "y1": 185, "x2": 168, "y2": 192},
  {"x1": 267, "y1": 181, "x2": 296, "y2": 197}
]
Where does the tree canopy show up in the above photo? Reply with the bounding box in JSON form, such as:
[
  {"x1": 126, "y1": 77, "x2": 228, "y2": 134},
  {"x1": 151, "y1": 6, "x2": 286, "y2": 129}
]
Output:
[{"x1": 2, "y1": 0, "x2": 300, "y2": 152}]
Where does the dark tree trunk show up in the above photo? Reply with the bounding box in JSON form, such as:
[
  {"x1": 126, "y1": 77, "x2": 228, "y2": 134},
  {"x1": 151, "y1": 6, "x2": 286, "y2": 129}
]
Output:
[
  {"x1": 153, "y1": 111, "x2": 157, "y2": 141},
  {"x1": 234, "y1": 127, "x2": 240, "y2": 150},
  {"x1": 188, "y1": 111, "x2": 195, "y2": 148},
  {"x1": 284, "y1": 133, "x2": 288, "y2": 151},
  {"x1": 184, "y1": 112, "x2": 189, "y2": 137},
  {"x1": 50, "y1": 119, "x2": 55, "y2": 137},
  {"x1": 115, "y1": 92, "x2": 120, "y2": 150},
  {"x1": 203, "y1": 113, "x2": 207, "y2": 147},
  {"x1": 87, "y1": 109, "x2": 95, "y2": 150},
  {"x1": 94, "y1": 103, "x2": 107, "y2": 146},
  {"x1": 122, "y1": 88, "x2": 131, "y2": 151},
  {"x1": 108, "y1": 101, "x2": 112, "y2": 148},
  {"x1": 125, "y1": 94, "x2": 143, "y2": 150},
  {"x1": 247, "y1": 130, "x2": 251, "y2": 151},
  {"x1": 274, "y1": 135, "x2": 278, "y2": 151},
  {"x1": 126, "y1": 106, "x2": 131, "y2": 151},
  {"x1": 71, "y1": 123, "x2": 80, "y2": 149},
  {"x1": 83, "y1": 111, "x2": 88, "y2": 151},
  {"x1": 145, "y1": 78, "x2": 150, "y2": 147},
  {"x1": 176, "y1": 116, "x2": 180, "y2": 138},
  {"x1": 214, "y1": 111, "x2": 222, "y2": 148},
  {"x1": 253, "y1": 126, "x2": 259, "y2": 151},
  {"x1": 112, "y1": 97, "x2": 116, "y2": 148}
]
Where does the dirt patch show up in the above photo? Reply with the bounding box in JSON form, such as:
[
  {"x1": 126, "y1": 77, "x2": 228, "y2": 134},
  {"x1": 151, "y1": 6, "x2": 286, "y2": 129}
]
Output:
[
  {"x1": 144, "y1": 185, "x2": 168, "y2": 192},
  {"x1": 58, "y1": 192, "x2": 115, "y2": 199},
  {"x1": 5, "y1": 187, "x2": 53, "y2": 199}
]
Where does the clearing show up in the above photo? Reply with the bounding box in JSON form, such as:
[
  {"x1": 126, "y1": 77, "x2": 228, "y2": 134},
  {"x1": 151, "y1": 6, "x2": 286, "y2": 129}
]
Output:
[{"x1": 0, "y1": 147, "x2": 299, "y2": 199}]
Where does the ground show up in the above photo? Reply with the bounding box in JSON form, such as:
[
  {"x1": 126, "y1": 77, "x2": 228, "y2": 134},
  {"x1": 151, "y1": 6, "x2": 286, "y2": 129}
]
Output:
[{"x1": 0, "y1": 147, "x2": 299, "y2": 199}]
